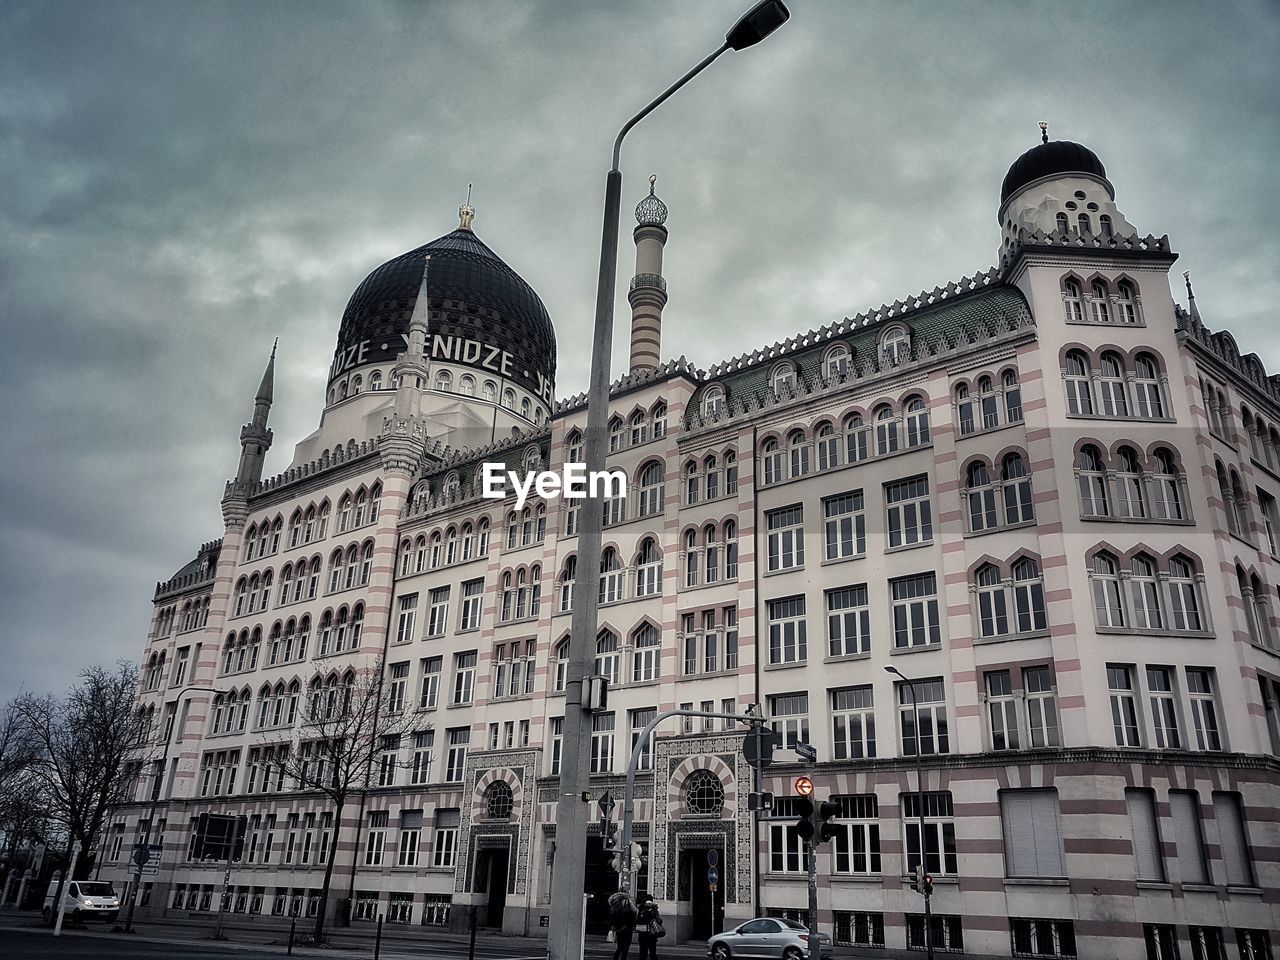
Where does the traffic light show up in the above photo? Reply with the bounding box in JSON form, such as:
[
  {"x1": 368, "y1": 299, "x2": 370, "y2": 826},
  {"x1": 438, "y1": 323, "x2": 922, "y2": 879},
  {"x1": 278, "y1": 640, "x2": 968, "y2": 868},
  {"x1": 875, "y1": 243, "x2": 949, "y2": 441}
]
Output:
[
  {"x1": 601, "y1": 818, "x2": 618, "y2": 849},
  {"x1": 922, "y1": 873, "x2": 934, "y2": 897},
  {"x1": 794, "y1": 797, "x2": 815, "y2": 842},
  {"x1": 815, "y1": 799, "x2": 840, "y2": 844},
  {"x1": 909, "y1": 865, "x2": 923, "y2": 894}
]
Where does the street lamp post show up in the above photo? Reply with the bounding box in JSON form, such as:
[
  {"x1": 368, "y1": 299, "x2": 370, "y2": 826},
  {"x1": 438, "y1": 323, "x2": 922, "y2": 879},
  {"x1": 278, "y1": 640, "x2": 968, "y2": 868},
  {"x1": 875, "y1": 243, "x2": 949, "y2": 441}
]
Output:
[
  {"x1": 885, "y1": 665, "x2": 933, "y2": 960},
  {"x1": 122, "y1": 684, "x2": 225, "y2": 934},
  {"x1": 547, "y1": 5, "x2": 789, "y2": 960}
]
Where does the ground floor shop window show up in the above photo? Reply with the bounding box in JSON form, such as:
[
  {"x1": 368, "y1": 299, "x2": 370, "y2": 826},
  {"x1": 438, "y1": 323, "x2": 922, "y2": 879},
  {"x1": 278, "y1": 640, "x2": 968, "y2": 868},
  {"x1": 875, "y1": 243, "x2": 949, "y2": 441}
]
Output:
[
  {"x1": 834, "y1": 911, "x2": 884, "y2": 947},
  {"x1": 422, "y1": 894, "x2": 451, "y2": 927},
  {"x1": 907, "y1": 914, "x2": 963, "y2": 953}
]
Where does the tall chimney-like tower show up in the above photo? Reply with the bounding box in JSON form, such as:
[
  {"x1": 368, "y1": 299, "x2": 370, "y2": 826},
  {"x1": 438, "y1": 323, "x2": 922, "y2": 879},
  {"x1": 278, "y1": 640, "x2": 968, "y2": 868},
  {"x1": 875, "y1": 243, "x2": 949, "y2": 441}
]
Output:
[{"x1": 627, "y1": 176, "x2": 669, "y2": 374}]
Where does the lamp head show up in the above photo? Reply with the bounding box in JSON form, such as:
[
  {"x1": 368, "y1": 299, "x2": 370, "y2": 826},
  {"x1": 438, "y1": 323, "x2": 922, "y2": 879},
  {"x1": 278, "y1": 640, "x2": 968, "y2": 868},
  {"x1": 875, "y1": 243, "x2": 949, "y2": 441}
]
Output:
[
  {"x1": 726, "y1": 0, "x2": 790, "y2": 51},
  {"x1": 884, "y1": 665, "x2": 903, "y2": 678}
]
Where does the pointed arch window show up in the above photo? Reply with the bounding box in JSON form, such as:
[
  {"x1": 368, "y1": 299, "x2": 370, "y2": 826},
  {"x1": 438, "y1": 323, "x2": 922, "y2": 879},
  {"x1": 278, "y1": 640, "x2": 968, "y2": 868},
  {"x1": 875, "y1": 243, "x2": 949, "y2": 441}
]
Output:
[
  {"x1": 1218, "y1": 463, "x2": 1240, "y2": 535},
  {"x1": 1090, "y1": 281, "x2": 1111, "y2": 323},
  {"x1": 1151, "y1": 449, "x2": 1184, "y2": 521},
  {"x1": 725, "y1": 450, "x2": 738, "y2": 495},
  {"x1": 608, "y1": 416, "x2": 624, "y2": 452},
  {"x1": 977, "y1": 376, "x2": 999, "y2": 430},
  {"x1": 1002, "y1": 452, "x2": 1035, "y2": 524},
  {"x1": 1117, "y1": 279, "x2": 1139, "y2": 324},
  {"x1": 1078, "y1": 445, "x2": 1109, "y2": 517},
  {"x1": 552, "y1": 638, "x2": 570, "y2": 693},
  {"x1": 1056, "y1": 212, "x2": 1070, "y2": 234},
  {"x1": 724, "y1": 519, "x2": 739, "y2": 579},
  {"x1": 975, "y1": 564, "x2": 1008, "y2": 637},
  {"x1": 636, "y1": 538, "x2": 662, "y2": 597},
  {"x1": 631, "y1": 623, "x2": 661, "y2": 683},
  {"x1": 652, "y1": 402, "x2": 667, "y2": 439},
  {"x1": 1168, "y1": 556, "x2": 1202, "y2": 631},
  {"x1": 1013, "y1": 558, "x2": 1047, "y2": 632},
  {"x1": 630, "y1": 411, "x2": 647, "y2": 447},
  {"x1": 595, "y1": 629, "x2": 620, "y2": 686},
  {"x1": 1133, "y1": 354, "x2": 1164, "y2": 418},
  {"x1": 1062, "y1": 278, "x2": 1084, "y2": 323},
  {"x1": 1098, "y1": 352, "x2": 1128, "y2": 417},
  {"x1": 955, "y1": 383, "x2": 975, "y2": 436},
  {"x1": 1065, "y1": 351, "x2": 1093, "y2": 415},
  {"x1": 1114, "y1": 446, "x2": 1146, "y2": 519},
  {"x1": 684, "y1": 529, "x2": 700, "y2": 588},
  {"x1": 638, "y1": 462, "x2": 664, "y2": 517},
  {"x1": 1130, "y1": 555, "x2": 1162, "y2": 630},
  {"x1": 966, "y1": 461, "x2": 997, "y2": 532},
  {"x1": 559, "y1": 556, "x2": 576, "y2": 612},
  {"x1": 1092, "y1": 553, "x2": 1125, "y2": 628},
  {"x1": 599, "y1": 547, "x2": 624, "y2": 604},
  {"x1": 704, "y1": 454, "x2": 720, "y2": 500},
  {"x1": 1078, "y1": 213, "x2": 1091, "y2": 234}
]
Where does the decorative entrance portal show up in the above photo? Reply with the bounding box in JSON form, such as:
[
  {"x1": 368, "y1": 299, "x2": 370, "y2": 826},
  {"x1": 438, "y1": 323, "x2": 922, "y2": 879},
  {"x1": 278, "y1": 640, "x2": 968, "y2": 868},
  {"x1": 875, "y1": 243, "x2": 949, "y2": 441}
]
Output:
[
  {"x1": 476, "y1": 845, "x2": 509, "y2": 928},
  {"x1": 683, "y1": 845, "x2": 725, "y2": 941}
]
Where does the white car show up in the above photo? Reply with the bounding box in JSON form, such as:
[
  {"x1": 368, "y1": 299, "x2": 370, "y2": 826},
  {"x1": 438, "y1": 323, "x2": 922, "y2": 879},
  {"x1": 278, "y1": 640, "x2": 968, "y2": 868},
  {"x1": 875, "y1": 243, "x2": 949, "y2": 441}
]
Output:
[
  {"x1": 709, "y1": 917, "x2": 834, "y2": 960},
  {"x1": 42, "y1": 879, "x2": 121, "y2": 925}
]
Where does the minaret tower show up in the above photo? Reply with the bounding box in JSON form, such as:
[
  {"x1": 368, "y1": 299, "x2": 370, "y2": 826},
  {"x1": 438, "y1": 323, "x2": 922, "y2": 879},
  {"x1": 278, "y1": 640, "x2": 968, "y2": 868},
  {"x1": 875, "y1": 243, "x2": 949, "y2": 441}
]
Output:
[
  {"x1": 234, "y1": 339, "x2": 276, "y2": 487},
  {"x1": 380, "y1": 255, "x2": 433, "y2": 473},
  {"x1": 627, "y1": 175, "x2": 669, "y2": 374}
]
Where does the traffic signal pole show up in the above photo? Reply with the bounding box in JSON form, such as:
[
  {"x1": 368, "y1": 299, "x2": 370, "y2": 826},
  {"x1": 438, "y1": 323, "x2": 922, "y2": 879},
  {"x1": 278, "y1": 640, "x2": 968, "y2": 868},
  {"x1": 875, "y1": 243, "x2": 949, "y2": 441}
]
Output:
[{"x1": 804, "y1": 761, "x2": 818, "y2": 960}]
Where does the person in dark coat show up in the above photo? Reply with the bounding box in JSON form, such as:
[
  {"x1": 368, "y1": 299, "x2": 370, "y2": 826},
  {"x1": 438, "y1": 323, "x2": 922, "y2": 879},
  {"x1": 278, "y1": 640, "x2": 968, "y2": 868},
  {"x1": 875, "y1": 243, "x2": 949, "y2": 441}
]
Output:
[
  {"x1": 608, "y1": 891, "x2": 636, "y2": 960},
  {"x1": 635, "y1": 893, "x2": 662, "y2": 960}
]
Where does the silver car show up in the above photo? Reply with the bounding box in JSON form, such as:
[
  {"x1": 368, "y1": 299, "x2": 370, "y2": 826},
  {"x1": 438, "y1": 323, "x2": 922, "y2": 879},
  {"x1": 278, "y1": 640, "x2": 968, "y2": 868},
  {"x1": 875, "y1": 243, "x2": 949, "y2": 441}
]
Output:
[{"x1": 709, "y1": 917, "x2": 833, "y2": 960}]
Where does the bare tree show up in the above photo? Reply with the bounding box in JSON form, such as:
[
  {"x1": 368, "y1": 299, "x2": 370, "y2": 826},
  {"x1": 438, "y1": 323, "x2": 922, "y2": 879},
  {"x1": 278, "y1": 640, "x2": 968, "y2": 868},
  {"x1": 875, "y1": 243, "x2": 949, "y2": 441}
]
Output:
[
  {"x1": 0, "y1": 698, "x2": 45, "y2": 895},
  {"x1": 274, "y1": 659, "x2": 416, "y2": 943},
  {"x1": 17, "y1": 662, "x2": 149, "y2": 920}
]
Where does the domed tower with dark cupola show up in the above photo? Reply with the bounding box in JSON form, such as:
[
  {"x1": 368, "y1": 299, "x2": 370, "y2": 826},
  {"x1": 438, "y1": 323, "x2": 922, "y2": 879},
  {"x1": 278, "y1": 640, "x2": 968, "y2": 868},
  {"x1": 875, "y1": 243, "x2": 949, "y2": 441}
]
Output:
[
  {"x1": 997, "y1": 122, "x2": 1140, "y2": 258},
  {"x1": 291, "y1": 203, "x2": 558, "y2": 464}
]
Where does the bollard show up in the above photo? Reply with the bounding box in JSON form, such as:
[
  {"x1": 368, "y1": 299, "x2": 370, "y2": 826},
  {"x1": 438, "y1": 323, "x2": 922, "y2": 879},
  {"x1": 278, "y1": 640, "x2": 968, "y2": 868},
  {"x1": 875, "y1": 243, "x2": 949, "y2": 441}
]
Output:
[
  {"x1": 373, "y1": 914, "x2": 383, "y2": 960},
  {"x1": 467, "y1": 904, "x2": 478, "y2": 960},
  {"x1": 287, "y1": 917, "x2": 295, "y2": 955}
]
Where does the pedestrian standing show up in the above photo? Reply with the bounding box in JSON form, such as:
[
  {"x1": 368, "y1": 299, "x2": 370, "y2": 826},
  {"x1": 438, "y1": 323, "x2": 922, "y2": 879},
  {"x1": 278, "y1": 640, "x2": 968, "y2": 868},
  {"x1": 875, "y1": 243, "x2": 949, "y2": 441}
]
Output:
[
  {"x1": 608, "y1": 890, "x2": 637, "y2": 960},
  {"x1": 636, "y1": 892, "x2": 663, "y2": 960}
]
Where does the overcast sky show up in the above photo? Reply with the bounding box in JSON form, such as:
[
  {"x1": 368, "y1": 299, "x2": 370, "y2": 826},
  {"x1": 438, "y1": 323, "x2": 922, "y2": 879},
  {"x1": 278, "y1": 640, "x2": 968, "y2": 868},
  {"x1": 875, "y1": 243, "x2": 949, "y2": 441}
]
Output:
[{"x1": 2, "y1": 0, "x2": 1277, "y2": 703}]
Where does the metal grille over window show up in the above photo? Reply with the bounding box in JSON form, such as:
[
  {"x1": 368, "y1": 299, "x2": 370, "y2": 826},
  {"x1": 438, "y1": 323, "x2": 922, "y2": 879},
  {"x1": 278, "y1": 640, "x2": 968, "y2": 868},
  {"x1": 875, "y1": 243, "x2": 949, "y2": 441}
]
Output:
[
  {"x1": 685, "y1": 770, "x2": 725, "y2": 817},
  {"x1": 485, "y1": 781, "x2": 514, "y2": 820}
]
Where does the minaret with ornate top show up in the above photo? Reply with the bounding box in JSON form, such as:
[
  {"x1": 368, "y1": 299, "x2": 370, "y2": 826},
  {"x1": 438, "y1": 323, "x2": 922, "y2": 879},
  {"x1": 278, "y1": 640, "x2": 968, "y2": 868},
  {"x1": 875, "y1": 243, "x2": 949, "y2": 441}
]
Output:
[
  {"x1": 627, "y1": 175, "x2": 669, "y2": 373},
  {"x1": 233, "y1": 339, "x2": 276, "y2": 490},
  {"x1": 380, "y1": 252, "x2": 435, "y2": 474}
]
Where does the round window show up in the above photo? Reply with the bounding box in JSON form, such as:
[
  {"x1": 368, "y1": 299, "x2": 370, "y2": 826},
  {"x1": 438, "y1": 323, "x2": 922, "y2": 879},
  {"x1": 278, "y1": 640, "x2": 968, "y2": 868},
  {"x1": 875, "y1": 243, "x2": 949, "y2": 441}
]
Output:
[
  {"x1": 1064, "y1": 201, "x2": 1077, "y2": 211},
  {"x1": 1074, "y1": 190, "x2": 1087, "y2": 200},
  {"x1": 484, "y1": 781, "x2": 514, "y2": 820},
  {"x1": 685, "y1": 771, "x2": 725, "y2": 817}
]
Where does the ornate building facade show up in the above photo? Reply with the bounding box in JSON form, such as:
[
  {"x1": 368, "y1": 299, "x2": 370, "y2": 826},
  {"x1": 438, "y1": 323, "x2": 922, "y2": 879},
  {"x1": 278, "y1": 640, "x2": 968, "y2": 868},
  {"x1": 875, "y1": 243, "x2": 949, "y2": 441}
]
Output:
[{"x1": 108, "y1": 137, "x2": 1280, "y2": 958}]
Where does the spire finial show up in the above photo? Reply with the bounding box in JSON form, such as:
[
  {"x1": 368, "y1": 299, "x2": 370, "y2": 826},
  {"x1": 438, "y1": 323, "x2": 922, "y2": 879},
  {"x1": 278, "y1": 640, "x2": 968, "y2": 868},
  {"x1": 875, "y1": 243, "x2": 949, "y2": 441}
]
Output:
[
  {"x1": 458, "y1": 183, "x2": 475, "y2": 231},
  {"x1": 1039, "y1": 121, "x2": 1049, "y2": 144},
  {"x1": 1183, "y1": 271, "x2": 1202, "y2": 323},
  {"x1": 649, "y1": 174, "x2": 657, "y2": 196},
  {"x1": 271, "y1": 337, "x2": 278, "y2": 360}
]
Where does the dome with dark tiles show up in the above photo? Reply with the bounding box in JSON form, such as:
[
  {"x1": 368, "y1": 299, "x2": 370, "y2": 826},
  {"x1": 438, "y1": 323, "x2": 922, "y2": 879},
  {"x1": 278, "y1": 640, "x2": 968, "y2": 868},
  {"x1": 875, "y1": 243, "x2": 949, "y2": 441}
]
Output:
[
  {"x1": 330, "y1": 216, "x2": 556, "y2": 399},
  {"x1": 1000, "y1": 139, "x2": 1108, "y2": 204}
]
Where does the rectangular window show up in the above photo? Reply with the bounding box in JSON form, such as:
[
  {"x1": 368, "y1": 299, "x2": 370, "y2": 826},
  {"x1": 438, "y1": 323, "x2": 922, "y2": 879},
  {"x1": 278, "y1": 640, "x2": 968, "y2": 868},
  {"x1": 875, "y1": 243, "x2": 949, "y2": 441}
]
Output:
[
  {"x1": 427, "y1": 587, "x2": 450, "y2": 638},
  {"x1": 1144, "y1": 925, "x2": 1179, "y2": 960},
  {"x1": 1211, "y1": 792, "x2": 1254, "y2": 886},
  {"x1": 444, "y1": 728, "x2": 468, "y2": 783},
  {"x1": 903, "y1": 791, "x2": 958, "y2": 876},
  {"x1": 833, "y1": 912, "x2": 884, "y2": 948},
  {"x1": 1146, "y1": 666, "x2": 1181, "y2": 749},
  {"x1": 891, "y1": 573, "x2": 940, "y2": 648},
  {"x1": 769, "y1": 693, "x2": 809, "y2": 749},
  {"x1": 823, "y1": 491, "x2": 866, "y2": 561},
  {"x1": 1188, "y1": 927, "x2": 1226, "y2": 960},
  {"x1": 826, "y1": 585, "x2": 871, "y2": 657},
  {"x1": 549, "y1": 717, "x2": 562, "y2": 775},
  {"x1": 1186, "y1": 668, "x2": 1222, "y2": 750},
  {"x1": 387, "y1": 662, "x2": 409, "y2": 714},
  {"x1": 1235, "y1": 930, "x2": 1272, "y2": 960},
  {"x1": 886, "y1": 475, "x2": 933, "y2": 548},
  {"x1": 906, "y1": 914, "x2": 963, "y2": 953},
  {"x1": 1260, "y1": 489, "x2": 1280, "y2": 557},
  {"x1": 1010, "y1": 919, "x2": 1076, "y2": 958},
  {"x1": 432, "y1": 809, "x2": 459, "y2": 868},
  {"x1": 1169, "y1": 790, "x2": 1209, "y2": 884},
  {"x1": 986, "y1": 670, "x2": 1020, "y2": 751},
  {"x1": 767, "y1": 596, "x2": 807, "y2": 665},
  {"x1": 397, "y1": 811, "x2": 422, "y2": 867},
  {"x1": 410, "y1": 731, "x2": 433, "y2": 785},
  {"x1": 766, "y1": 505, "x2": 805, "y2": 572},
  {"x1": 418, "y1": 656, "x2": 441, "y2": 709},
  {"x1": 1107, "y1": 664, "x2": 1142, "y2": 747},
  {"x1": 898, "y1": 678, "x2": 948, "y2": 755},
  {"x1": 830, "y1": 794, "x2": 880, "y2": 874},
  {"x1": 590, "y1": 712, "x2": 615, "y2": 774},
  {"x1": 396, "y1": 594, "x2": 418, "y2": 644},
  {"x1": 767, "y1": 797, "x2": 812, "y2": 873},
  {"x1": 377, "y1": 734, "x2": 400, "y2": 788},
  {"x1": 452, "y1": 651, "x2": 476, "y2": 705},
  {"x1": 1000, "y1": 789, "x2": 1065, "y2": 877},
  {"x1": 1024, "y1": 666, "x2": 1061, "y2": 748},
  {"x1": 630, "y1": 707, "x2": 656, "y2": 771},
  {"x1": 364, "y1": 811, "x2": 388, "y2": 866},
  {"x1": 831, "y1": 686, "x2": 875, "y2": 760},
  {"x1": 459, "y1": 579, "x2": 483, "y2": 631},
  {"x1": 1126, "y1": 788, "x2": 1165, "y2": 881}
]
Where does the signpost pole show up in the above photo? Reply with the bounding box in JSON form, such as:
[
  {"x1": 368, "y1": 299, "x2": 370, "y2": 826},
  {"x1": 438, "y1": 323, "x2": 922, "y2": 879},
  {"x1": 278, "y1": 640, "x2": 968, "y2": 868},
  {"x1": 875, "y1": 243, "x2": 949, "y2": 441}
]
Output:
[
  {"x1": 805, "y1": 755, "x2": 818, "y2": 960},
  {"x1": 52, "y1": 842, "x2": 81, "y2": 937}
]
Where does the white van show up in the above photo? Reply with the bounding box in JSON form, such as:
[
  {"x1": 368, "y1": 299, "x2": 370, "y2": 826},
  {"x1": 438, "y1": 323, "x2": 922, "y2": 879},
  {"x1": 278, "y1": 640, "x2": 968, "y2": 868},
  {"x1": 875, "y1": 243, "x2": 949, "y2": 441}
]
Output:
[{"x1": 42, "y1": 879, "x2": 121, "y2": 924}]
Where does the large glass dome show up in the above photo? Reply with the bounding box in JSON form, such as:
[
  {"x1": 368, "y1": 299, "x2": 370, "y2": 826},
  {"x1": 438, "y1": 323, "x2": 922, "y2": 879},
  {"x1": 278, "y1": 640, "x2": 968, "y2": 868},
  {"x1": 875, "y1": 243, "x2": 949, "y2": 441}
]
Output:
[{"x1": 330, "y1": 226, "x2": 557, "y2": 400}]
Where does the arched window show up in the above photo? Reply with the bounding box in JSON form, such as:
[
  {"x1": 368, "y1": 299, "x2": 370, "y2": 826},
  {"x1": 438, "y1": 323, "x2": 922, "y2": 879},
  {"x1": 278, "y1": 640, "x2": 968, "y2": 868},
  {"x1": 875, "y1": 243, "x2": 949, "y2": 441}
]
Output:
[
  {"x1": 704, "y1": 454, "x2": 720, "y2": 500},
  {"x1": 608, "y1": 416, "x2": 624, "y2": 452},
  {"x1": 1168, "y1": 556, "x2": 1202, "y2": 631},
  {"x1": 630, "y1": 411, "x2": 647, "y2": 447},
  {"x1": 636, "y1": 538, "x2": 662, "y2": 597},
  {"x1": 233, "y1": 578, "x2": 248, "y2": 617},
  {"x1": 353, "y1": 489, "x2": 369, "y2": 527},
  {"x1": 1090, "y1": 280, "x2": 1111, "y2": 323},
  {"x1": 552, "y1": 637, "x2": 570, "y2": 693},
  {"x1": 874, "y1": 404, "x2": 899, "y2": 456},
  {"x1": 483, "y1": 381, "x2": 497, "y2": 402},
  {"x1": 484, "y1": 781, "x2": 514, "y2": 820},
  {"x1": 761, "y1": 438, "x2": 783, "y2": 485},
  {"x1": 724, "y1": 519, "x2": 739, "y2": 579},
  {"x1": 702, "y1": 385, "x2": 724, "y2": 419},
  {"x1": 1091, "y1": 553, "x2": 1124, "y2": 627},
  {"x1": 1130, "y1": 555, "x2": 1162, "y2": 629},
  {"x1": 520, "y1": 397, "x2": 532, "y2": 419},
  {"x1": 771, "y1": 362, "x2": 797, "y2": 395},
  {"x1": 966, "y1": 461, "x2": 997, "y2": 532},
  {"x1": 595, "y1": 629, "x2": 619, "y2": 685},
  {"x1": 1002, "y1": 453, "x2": 1034, "y2": 524},
  {"x1": 652, "y1": 402, "x2": 667, "y2": 439},
  {"x1": 435, "y1": 370, "x2": 452, "y2": 392},
  {"x1": 1063, "y1": 278, "x2": 1083, "y2": 323},
  {"x1": 1056, "y1": 212, "x2": 1070, "y2": 234},
  {"x1": 843, "y1": 413, "x2": 868, "y2": 463},
  {"x1": 455, "y1": 374, "x2": 474, "y2": 396},
  {"x1": 1133, "y1": 354, "x2": 1164, "y2": 418},
  {"x1": 825, "y1": 344, "x2": 850, "y2": 380},
  {"x1": 816, "y1": 423, "x2": 839, "y2": 471},
  {"x1": 1078, "y1": 213, "x2": 1091, "y2": 235},
  {"x1": 369, "y1": 370, "x2": 383, "y2": 391},
  {"x1": 882, "y1": 327, "x2": 909, "y2": 365},
  {"x1": 559, "y1": 556, "x2": 577, "y2": 612},
  {"x1": 599, "y1": 547, "x2": 624, "y2": 604},
  {"x1": 904, "y1": 397, "x2": 930, "y2": 447},
  {"x1": 1098, "y1": 352, "x2": 1128, "y2": 417},
  {"x1": 975, "y1": 564, "x2": 1007, "y2": 638},
  {"x1": 1003, "y1": 370, "x2": 1023, "y2": 422},
  {"x1": 288, "y1": 510, "x2": 303, "y2": 549},
  {"x1": 955, "y1": 383, "x2": 974, "y2": 436},
  {"x1": 316, "y1": 501, "x2": 330, "y2": 538},
  {"x1": 632, "y1": 623, "x2": 661, "y2": 683},
  {"x1": 1151, "y1": 448, "x2": 1184, "y2": 521},
  {"x1": 788, "y1": 429, "x2": 810, "y2": 477},
  {"x1": 1012, "y1": 558, "x2": 1047, "y2": 633},
  {"x1": 1078, "y1": 445, "x2": 1109, "y2": 517},
  {"x1": 685, "y1": 771, "x2": 726, "y2": 817},
  {"x1": 684, "y1": 460, "x2": 700, "y2": 505},
  {"x1": 1099, "y1": 214, "x2": 1113, "y2": 238},
  {"x1": 350, "y1": 374, "x2": 362, "y2": 396},
  {"x1": 684, "y1": 529, "x2": 700, "y2": 588},
  {"x1": 1232, "y1": 471, "x2": 1251, "y2": 535},
  {"x1": 337, "y1": 494, "x2": 353, "y2": 533},
  {"x1": 1114, "y1": 446, "x2": 1146, "y2": 519},
  {"x1": 502, "y1": 388, "x2": 516, "y2": 410},
  {"x1": 638, "y1": 462, "x2": 664, "y2": 517},
  {"x1": 359, "y1": 542, "x2": 374, "y2": 586},
  {"x1": 725, "y1": 450, "x2": 738, "y2": 495},
  {"x1": 1117, "y1": 280, "x2": 1138, "y2": 324}
]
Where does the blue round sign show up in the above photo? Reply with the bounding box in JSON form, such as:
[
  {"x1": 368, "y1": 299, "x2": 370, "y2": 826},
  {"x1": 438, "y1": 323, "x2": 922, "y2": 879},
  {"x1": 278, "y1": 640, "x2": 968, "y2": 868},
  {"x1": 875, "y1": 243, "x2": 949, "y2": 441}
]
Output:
[{"x1": 707, "y1": 866, "x2": 719, "y2": 885}]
